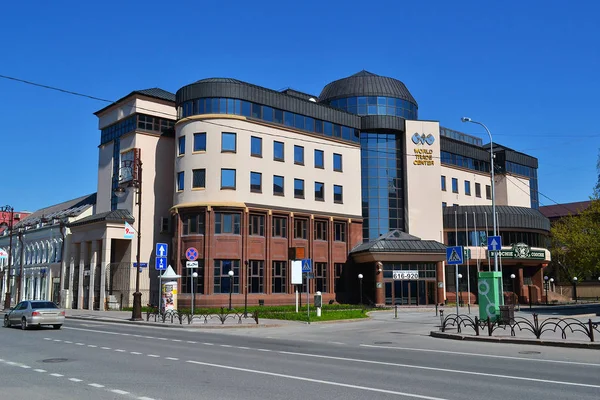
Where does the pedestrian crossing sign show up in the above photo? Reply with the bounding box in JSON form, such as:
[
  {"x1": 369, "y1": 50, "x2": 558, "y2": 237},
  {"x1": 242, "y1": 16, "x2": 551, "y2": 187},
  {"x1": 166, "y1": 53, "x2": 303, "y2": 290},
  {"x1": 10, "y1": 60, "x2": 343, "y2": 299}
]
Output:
[{"x1": 446, "y1": 246, "x2": 464, "y2": 265}]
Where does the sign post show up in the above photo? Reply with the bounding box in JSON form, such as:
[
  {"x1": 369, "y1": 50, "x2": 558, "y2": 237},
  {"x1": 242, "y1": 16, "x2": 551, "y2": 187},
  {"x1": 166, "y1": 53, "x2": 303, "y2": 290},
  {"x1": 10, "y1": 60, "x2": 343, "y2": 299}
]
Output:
[
  {"x1": 302, "y1": 259, "x2": 312, "y2": 323},
  {"x1": 156, "y1": 243, "x2": 168, "y2": 311},
  {"x1": 446, "y1": 246, "x2": 464, "y2": 316}
]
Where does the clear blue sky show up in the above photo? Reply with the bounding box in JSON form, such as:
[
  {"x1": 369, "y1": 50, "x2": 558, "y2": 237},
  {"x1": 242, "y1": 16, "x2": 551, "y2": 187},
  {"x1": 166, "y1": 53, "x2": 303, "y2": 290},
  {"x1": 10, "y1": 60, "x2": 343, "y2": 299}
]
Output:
[{"x1": 1, "y1": 0, "x2": 598, "y2": 212}]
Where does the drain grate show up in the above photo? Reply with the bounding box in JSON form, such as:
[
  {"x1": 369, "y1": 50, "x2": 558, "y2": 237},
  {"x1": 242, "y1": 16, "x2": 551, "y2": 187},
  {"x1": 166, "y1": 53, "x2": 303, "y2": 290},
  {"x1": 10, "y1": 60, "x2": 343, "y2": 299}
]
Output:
[
  {"x1": 41, "y1": 358, "x2": 69, "y2": 363},
  {"x1": 518, "y1": 351, "x2": 541, "y2": 355}
]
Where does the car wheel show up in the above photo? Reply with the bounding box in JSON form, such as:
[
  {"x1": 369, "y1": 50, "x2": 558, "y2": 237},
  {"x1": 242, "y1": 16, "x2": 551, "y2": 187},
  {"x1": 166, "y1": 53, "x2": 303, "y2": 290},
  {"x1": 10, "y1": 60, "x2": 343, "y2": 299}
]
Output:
[
  {"x1": 21, "y1": 317, "x2": 28, "y2": 330},
  {"x1": 3, "y1": 316, "x2": 9, "y2": 328},
  {"x1": 52, "y1": 324, "x2": 62, "y2": 330}
]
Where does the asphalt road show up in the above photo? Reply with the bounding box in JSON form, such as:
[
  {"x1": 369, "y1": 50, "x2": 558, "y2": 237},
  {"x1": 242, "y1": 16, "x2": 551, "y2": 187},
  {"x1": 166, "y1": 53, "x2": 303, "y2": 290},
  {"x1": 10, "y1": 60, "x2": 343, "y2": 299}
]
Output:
[{"x1": 1, "y1": 317, "x2": 599, "y2": 400}]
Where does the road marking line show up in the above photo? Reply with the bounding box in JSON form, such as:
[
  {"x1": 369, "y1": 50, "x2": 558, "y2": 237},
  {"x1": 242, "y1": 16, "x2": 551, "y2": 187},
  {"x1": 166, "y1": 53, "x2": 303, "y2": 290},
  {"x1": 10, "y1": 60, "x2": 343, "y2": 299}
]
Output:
[
  {"x1": 101, "y1": 347, "x2": 111, "y2": 350},
  {"x1": 75, "y1": 343, "x2": 84, "y2": 346},
  {"x1": 115, "y1": 349, "x2": 126, "y2": 352},
  {"x1": 147, "y1": 354, "x2": 160, "y2": 358},
  {"x1": 44, "y1": 338, "x2": 52, "y2": 340},
  {"x1": 19, "y1": 365, "x2": 31, "y2": 369},
  {"x1": 186, "y1": 360, "x2": 448, "y2": 400},
  {"x1": 89, "y1": 383, "x2": 104, "y2": 388},
  {"x1": 53, "y1": 339, "x2": 61, "y2": 342},
  {"x1": 256, "y1": 349, "x2": 271, "y2": 352},
  {"x1": 111, "y1": 389, "x2": 129, "y2": 395},
  {"x1": 88, "y1": 345, "x2": 97, "y2": 348},
  {"x1": 329, "y1": 342, "x2": 345, "y2": 345},
  {"x1": 158, "y1": 338, "x2": 167, "y2": 341},
  {"x1": 172, "y1": 339, "x2": 182, "y2": 342},
  {"x1": 138, "y1": 397, "x2": 155, "y2": 400},
  {"x1": 5, "y1": 362, "x2": 16, "y2": 366},
  {"x1": 69, "y1": 378, "x2": 83, "y2": 382},
  {"x1": 275, "y1": 350, "x2": 600, "y2": 389},
  {"x1": 187, "y1": 341, "x2": 196, "y2": 344},
  {"x1": 34, "y1": 369, "x2": 46, "y2": 373},
  {"x1": 165, "y1": 357, "x2": 179, "y2": 361},
  {"x1": 131, "y1": 352, "x2": 142, "y2": 355},
  {"x1": 220, "y1": 344, "x2": 232, "y2": 348},
  {"x1": 359, "y1": 344, "x2": 600, "y2": 367},
  {"x1": 64, "y1": 341, "x2": 73, "y2": 344},
  {"x1": 238, "y1": 346, "x2": 250, "y2": 350},
  {"x1": 50, "y1": 373, "x2": 63, "y2": 377},
  {"x1": 203, "y1": 343, "x2": 214, "y2": 346}
]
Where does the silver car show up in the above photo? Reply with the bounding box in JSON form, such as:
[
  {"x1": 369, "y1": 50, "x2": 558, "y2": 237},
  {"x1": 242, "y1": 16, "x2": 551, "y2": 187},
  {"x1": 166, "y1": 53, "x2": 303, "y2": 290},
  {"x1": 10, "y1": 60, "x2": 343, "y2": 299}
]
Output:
[{"x1": 3, "y1": 300, "x2": 65, "y2": 330}]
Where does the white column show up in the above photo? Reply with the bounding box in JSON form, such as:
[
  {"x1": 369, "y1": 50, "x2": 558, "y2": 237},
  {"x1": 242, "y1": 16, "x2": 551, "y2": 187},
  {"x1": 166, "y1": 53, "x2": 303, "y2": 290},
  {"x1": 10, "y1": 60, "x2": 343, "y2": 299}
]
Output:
[
  {"x1": 35, "y1": 274, "x2": 41, "y2": 300},
  {"x1": 67, "y1": 243, "x2": 78, "y2": 309},
  {"x1": 88, "y1": 241, "x2": 98, "y2": 310},
  {"x1": 77, "y1": 243, "x2": 86, "y2": 309},
  {"x1": 59, "y1": 236, "x2": 69, "y2": 307},
  {"x1": 99, "y1": 239, "x2": 110, "y2": 311}
]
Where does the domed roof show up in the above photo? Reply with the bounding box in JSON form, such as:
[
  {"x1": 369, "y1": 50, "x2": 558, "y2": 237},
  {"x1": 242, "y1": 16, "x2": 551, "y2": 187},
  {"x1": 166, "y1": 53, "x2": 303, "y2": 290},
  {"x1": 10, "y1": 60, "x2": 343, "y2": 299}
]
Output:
[
  {"x1": 194, "y1": 77, "x2": 243, "y2": 84},
  {"x1": 318, "y1": 70, "x2": 417, "y2": 105}
]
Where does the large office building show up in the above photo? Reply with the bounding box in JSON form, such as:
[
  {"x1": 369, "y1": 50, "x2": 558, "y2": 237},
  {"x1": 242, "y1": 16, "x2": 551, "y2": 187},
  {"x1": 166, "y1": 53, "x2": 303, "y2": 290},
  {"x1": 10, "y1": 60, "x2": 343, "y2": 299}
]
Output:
[{"x1": 0, "y1": 71, "x2": 550, "y2": 309}]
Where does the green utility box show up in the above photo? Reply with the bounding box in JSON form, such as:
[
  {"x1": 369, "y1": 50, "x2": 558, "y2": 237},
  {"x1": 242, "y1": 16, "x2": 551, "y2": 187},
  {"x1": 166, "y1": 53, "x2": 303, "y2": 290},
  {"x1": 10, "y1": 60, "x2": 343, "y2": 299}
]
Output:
[{"x1": 478, "y1": 271, "x2": 502, "y2": 321}]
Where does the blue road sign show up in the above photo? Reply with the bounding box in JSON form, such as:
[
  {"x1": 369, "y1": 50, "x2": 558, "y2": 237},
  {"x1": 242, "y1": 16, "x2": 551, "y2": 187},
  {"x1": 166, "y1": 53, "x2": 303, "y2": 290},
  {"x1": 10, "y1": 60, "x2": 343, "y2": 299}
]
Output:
[
  {"x1": 301, "y1": 259, "x2": 312, "y2": 273},
  {"x1": 186, "y1": 247, "x2": 199, "y2": 261},
  {"x1": 155, "y1": 257, "x2": 167, "y2": 271},
  {"x1": 156, "y1": 243, "x2": 168, "y2": 258},
  {"x1": 446, "y1": 246, "x2": 464, "y2": 265},
  {"x1": 133, "y1": 263, "x2": 148, "y2": 268},
  {"x1": 487, "y1": 236, "x2": 502, "y2": 251}
]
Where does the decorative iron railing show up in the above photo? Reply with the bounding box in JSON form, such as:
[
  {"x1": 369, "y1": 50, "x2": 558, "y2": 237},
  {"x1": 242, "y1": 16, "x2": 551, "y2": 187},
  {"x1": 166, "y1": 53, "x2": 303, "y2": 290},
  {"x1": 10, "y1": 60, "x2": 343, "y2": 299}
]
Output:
[
  {"x1": 439, "y1": 313, "x2": 599, "y2": 342},
  {"x1": 146, "y1": 307, "x2": 259, "y2": 325}
]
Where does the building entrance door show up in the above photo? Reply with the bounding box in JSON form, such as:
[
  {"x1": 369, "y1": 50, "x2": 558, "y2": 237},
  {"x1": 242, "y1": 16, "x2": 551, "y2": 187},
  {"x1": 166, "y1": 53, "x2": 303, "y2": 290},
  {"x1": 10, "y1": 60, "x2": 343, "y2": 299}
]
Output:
[{"x1": 385, "y1": 280, "x2": 434, "y2": 306}]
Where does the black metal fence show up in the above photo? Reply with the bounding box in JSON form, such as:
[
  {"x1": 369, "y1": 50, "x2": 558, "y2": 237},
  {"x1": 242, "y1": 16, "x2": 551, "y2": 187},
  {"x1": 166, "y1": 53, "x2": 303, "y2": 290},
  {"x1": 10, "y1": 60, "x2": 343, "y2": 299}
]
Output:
[
  {"x1": 146, "y1": 307, "x2": 259, "y2": 325},
  {"x1": 439, "y1": 313, "x2": 599, "y2": 342}
]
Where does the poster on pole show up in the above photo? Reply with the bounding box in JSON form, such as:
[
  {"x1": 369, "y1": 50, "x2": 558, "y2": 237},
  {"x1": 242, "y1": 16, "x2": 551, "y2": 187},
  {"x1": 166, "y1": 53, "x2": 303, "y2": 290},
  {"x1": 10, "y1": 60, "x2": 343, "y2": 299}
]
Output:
[{"x1": 291, "y1": 260, "x2": 302, "y2": 285}]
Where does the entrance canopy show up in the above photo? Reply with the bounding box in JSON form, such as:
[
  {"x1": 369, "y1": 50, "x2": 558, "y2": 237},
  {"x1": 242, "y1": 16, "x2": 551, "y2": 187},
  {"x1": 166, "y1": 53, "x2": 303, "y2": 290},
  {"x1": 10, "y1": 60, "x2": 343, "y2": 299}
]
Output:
[{"x1": 350, "y1": 230, "x2": 447, "y2": 263}]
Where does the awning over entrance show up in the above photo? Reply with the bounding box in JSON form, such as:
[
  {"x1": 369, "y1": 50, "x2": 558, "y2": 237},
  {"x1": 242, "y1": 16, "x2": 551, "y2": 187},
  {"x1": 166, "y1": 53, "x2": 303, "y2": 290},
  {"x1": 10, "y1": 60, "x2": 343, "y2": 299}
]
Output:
[{"x1": 350, "y1": 230, "x2": 447, "y2": 263}]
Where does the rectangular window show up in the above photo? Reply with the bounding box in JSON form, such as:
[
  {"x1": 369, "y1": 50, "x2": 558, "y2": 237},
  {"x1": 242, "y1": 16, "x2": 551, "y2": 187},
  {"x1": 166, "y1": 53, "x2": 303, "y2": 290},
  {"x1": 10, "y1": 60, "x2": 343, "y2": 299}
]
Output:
[
  {"x1": 294, "y1": 179, "x2": 305, "y2": 198},
  {"x1": 213, "y1": 260, "x2": 239, "y2": 294},
  {"x1": 192, "y1": 169, "x2": 206, "y2": 189},
  {"x1": 248, "y1": 260, "x2": 264, "y2": 293},
  {"x1": 274, "y1": 109, "x2": 283, "y2": 124},
  {"x1": 333, "y1": 153, "x2": 343, "y2": 171},
  {"x1": 249, "y1": 214, "x2": 265, "y2": 236},
  {"x1": 250, "y1": 171, "x2": 262, "y2": 193},
  {"x1": 334, "y1": 263, "x2": 343, "y2": 292},
  {"x1": 221, "y1": 169, "x2": 236, "y2": 189},
  {"x1": 251, "y1": 136, "x2": 262, "y2": 157},
  {"x1": 452, "y1": 178, "x2": 459, "y2": 193},
  {"x1": 475, "y1": 183, "x2": 481, "y2": 198},
  {"x1": 251, "y1": 103, "x2": 261, "y2": 119},
  {"x1": 465, "y1": 180, "x2": 471, "y2": 196},
  {"x1": 314, "y1": 182, "x2": 324, "y2": 201},
  {"x1": 314, "y1": 220, "x2": 327, "y2": 241},
  {"x1": 193, "y1": 133, "x2": 206, "y2": 152},
  {"x1": 221, "y1": 132, "x2": 236, "y2": 152},
  {"x1": 274, "y1": 141, "x2": 284, "y2": 161},
  {"x1": 177, "y1": 171, "x2": 184, "y2": 191},
  {"x1": 272, "y1": 216, "x2": 287, "y2": 237},
  {"x1": 314, "y1": 149, "x2": 324, "y2": 169},
  {"x1": 182, "y1": 213, "x2": 206, "y2": 235},
  {"x1": 178, "y1": 136, "x2": 185, "y2": 156},
  {"x1": 294, "y1": 219, "x2": 307, "y2": 239},
  {"x1": 273, "y1": 175, "x2": 284, "y2": 196},
  {"x1": 294, "y1": 145, "x2": 304, "y2": 165},
  {"x1": 315, "y1": 262, "x2": 327, "y2": 293},
  {"x1": 333, "y1": 185, "x2": 343, "y2": 203},
  {"x1": 442, "y1": 202, "x2": 447, "y2": 208},
  {"x1": 441, "y1": 176, "x2": 446, "y2": 191},
  {"x1": 181, "y1": 260, "x2": 204, "y2": 294},
  {"x1": 334, "y1": 222, "x2": 346, "y2": 242},
  {"x1": 486, "y1": 185, "x2": 492, "y2": 200},
  {"x1": 272, "y1": 261, "x2": 287, "y2": 294},
  {"x1": 214, "y1": 212, "x2": 241, "y2": 234}
]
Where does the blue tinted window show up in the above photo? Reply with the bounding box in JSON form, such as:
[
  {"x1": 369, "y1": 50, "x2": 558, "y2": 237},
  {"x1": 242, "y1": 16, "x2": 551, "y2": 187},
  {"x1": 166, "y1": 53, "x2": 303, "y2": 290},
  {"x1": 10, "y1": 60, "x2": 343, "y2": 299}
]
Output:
[
  {"x1": 284, "y1": 112, "x2": 294, "y2": 127},
  {"x1": 222, "y1": 132, "x2": 236, "y2": 152},
  {"x1": 294, "y1": 145, "x2": 304, "y2": 164},
  {"x1": 251, "y1": 103, "x2": 261, "y2": 119},
  {"x1": 342, "y1": 127, "x2": 352, "y2": 141},
  {"x1": 465, "y1": 180, "x2": 471, "y2": 195},
  {"x1": 314, "y1": 149, "x2": 324, "y2": 168},
  {"x1": 221, "y1": 169, "x2": 236, "y2": 189},
  {"x1": 305, "y1": 117, "x2": 314, "y2": 132},
  {"x1": 324, "y1": 122, "x2": 333, "y2": 136},
  {"x1": 333, "y1": 153, "x2": 342, "y2": 171},
  {"x1": 193, "y1": 133, "x2": 206, "y2": 152},
  {"x1": 234, "y1": 99, "x2": 241, "y2": 115},
  {"x1": 205, "y1": 98, "x2": 213, "y2": 113},
  {"x1": 333, "y1": 185, "x2": 343, "y2": 203},
  {"x1": 178, "y1": 136, "x2": 185, "y2": 156},
  {"x1": 294, "y1": 114, "x2": 304, "y2": 129},
  {"x1": 315, "y1": 120, "x2": 323, "y2": 134},
  {"x1": 177, "y1": 171, "x2": 184, "y2": 191},
  {"x1": 368, "y1": 105, "x2": 377, "y2": 114},
  {"x1": 241, "y1": 101, "x2": 251, "y2": 117},
  {"x1": 198, "y1": 99, "x2": 205, "y2": 114},
  {"x1": 273, "y1": 175, "x2": 284, "y2": 195},
  {"x1": 333, "y1": 124, "x2": 341, "y2": 138},
  {"x1": 219, "y1": 99, "x2": 227, "y2": 114},
  {"x1": 274, "y1": 141, "x2": 284, "y2": 161},
  {"x1": 250, "y1": 171, "x2": 261, "y2": 192},
  {"x1": 294, "y1": 179, "x2": 304, "y2": 198},
  {"x1": 315, "y1": 182, "x2": 324, "y2": 201},
  {"x1": 452, "y1": 178, "x2": 458, "y2": 193},
  {"x1": 263, "y1": 106, "x2": 273, "y2": 122},
  {"x1": 212, "y1": 99, "x2": 219, "y2": 113},
  {"x1": 227, "y1": 98, "x2": 234, "y2": 113},
  {"x1": 274, "y1": 109, "x2": 283, "y2": 124},
  {"x1": 441, "y1": 176, "x2": 446, "y2": 191},
  {"x1": 251, "y1": 136, "x2": 262, "y2": 157}
]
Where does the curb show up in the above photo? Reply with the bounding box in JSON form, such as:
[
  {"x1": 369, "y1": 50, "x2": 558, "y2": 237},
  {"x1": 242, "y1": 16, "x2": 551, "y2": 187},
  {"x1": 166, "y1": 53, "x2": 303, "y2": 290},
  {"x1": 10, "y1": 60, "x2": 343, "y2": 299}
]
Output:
[
  {"x1": 65, "y1": 316, "x2": 282, "y2": 329},
  {"x1": 429, "y1": 330, "x2": 600, "y2": 350}
]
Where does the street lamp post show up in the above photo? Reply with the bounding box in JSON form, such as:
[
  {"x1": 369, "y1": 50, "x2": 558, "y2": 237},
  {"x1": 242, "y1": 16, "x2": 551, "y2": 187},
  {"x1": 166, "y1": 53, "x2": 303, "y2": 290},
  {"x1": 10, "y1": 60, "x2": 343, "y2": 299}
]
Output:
[
  {"x1": 544, "y1": 276, "x2": 549, "y2": 305},
  {"x1": 228, "y1": 270, "x2": 234, "y2": 310},
  {"x1": 458, "y1": 273, "x2": 463, "y2": 308},
  {"x1": 357, "y1": 274, "x2": 363, "y2": 305},
  {"x1": 244, "y1": 260, "x2": 249, "y2": 317},
  {"x1": 191, "y1": 271, "x2": 198, "y2": 315},
  {"x1": 461, "y1": 118, "x2": 499, "y2": 276},
  {"x1": 510, "y1": 274, "x2": 516, "y2": 306},
  {"x1": 1, "y1": 205, "x2": 14, "y2": 310},
  {"x1": 572, "y1": 277, "x2": 578, "y2": 303},
  {"x1": 114, "y1": 154, "x2": 143, "y2": 321}
]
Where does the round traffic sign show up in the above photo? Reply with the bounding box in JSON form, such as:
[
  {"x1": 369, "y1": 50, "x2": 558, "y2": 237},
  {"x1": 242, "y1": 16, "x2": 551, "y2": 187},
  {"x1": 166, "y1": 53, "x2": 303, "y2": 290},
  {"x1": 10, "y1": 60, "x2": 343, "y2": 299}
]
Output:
[{"x1": 186, "y1": 247, "x2": 199, "y2": 261}]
